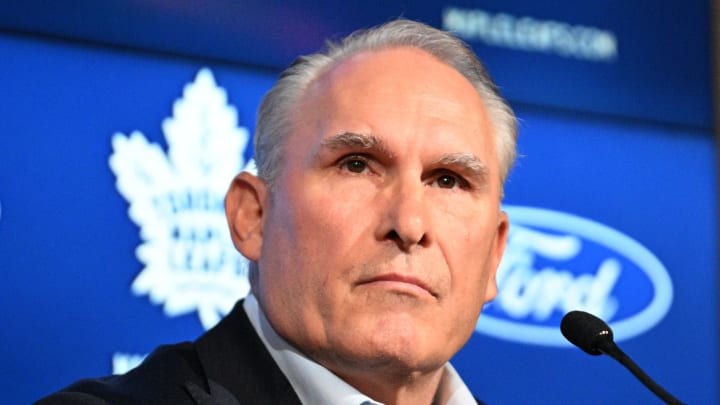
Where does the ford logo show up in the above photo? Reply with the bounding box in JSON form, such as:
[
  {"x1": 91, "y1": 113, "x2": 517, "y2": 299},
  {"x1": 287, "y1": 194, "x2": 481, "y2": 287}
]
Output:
[{"x1": 476, "y1": 205, "x2": 674, "y2": 346}]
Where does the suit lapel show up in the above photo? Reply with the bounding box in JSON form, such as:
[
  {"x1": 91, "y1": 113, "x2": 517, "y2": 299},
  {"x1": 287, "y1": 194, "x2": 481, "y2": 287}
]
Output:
[{"x1": 194, "y1": 300, "x2": 303, "y2": 405}]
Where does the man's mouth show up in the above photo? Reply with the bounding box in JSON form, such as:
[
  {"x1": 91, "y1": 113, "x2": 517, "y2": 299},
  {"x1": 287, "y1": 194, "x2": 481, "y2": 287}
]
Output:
[{"x1": 357, "y1": 273, "x2": 438, "y2": 298}]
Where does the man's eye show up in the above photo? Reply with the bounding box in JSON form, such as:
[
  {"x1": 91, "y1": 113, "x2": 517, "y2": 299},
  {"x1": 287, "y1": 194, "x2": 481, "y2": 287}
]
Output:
[
  {"x1": 434, "y1": 173, "x2": 464, "y2": 189},
  {"x1": 340, "y1": 157, "x2": 368, "y2": 173}
]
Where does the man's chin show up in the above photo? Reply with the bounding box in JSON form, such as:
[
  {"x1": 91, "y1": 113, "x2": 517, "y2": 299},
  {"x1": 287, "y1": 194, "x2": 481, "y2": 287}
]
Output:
[{"x1": 321, "y1": 328, "x2": 451, "y2": 375}]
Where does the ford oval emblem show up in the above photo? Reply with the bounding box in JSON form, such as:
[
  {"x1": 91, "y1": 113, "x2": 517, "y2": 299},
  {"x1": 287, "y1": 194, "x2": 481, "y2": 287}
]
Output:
[{"x1": 476, "y1": 205, "x2": 674, "y2": 346}]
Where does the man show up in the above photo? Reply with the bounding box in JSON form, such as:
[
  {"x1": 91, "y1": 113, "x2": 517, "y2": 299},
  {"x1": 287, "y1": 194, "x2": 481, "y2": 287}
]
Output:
[{"x1": 37, "y1": 18, "x2": 517, "y2": 405}]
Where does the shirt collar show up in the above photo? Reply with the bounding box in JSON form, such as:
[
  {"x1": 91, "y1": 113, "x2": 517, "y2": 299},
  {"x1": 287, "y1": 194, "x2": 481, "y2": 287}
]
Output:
[{"x1": 243, "y1": 293, "x2": 477, "y2": 405}]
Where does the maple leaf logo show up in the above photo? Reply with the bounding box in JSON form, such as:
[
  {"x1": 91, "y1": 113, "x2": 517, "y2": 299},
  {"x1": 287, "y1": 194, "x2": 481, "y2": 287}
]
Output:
[{"x1": 109, "y1": 68, "x2": 253, "y2": 329}]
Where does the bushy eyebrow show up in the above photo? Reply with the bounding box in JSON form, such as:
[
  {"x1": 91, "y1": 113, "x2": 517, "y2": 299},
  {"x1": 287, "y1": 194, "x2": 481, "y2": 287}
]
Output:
[
  {"x1": 320, "y1": 131, "x2": 386, "y2": 151},
  {"x1": 432, "y1": 153, "x2": 489, "y2": 184}
]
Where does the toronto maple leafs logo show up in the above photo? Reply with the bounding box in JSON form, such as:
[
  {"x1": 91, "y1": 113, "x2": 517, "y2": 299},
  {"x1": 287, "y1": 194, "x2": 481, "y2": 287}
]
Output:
[{"x1": 109, "y1": 68, "x2": 253, "y2": 330}]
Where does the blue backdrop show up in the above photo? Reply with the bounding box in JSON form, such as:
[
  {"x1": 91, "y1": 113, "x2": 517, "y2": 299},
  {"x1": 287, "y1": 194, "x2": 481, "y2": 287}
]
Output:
[{"x1": 0, "y1": 1, "x2": 716, "y2": 404}]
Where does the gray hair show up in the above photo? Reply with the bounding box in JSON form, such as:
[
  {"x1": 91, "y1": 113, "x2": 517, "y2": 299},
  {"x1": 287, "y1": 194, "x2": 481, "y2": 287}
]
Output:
[{"x1": 254, "y1": 18, "x2": 517, "y2": 187}]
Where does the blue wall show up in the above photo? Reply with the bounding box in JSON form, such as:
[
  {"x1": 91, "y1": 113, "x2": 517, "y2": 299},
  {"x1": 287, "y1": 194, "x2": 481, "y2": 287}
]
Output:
[{"x1": 0, "y1": 2, "x2": 715, "y2": 403}]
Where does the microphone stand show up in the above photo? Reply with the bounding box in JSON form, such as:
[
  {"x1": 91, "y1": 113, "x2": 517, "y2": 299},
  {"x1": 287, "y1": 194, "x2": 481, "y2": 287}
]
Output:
[
  {"x1": 561, "y1": 311, "x2": 686, "y2": 404},
  {"x1": 599, "y1": 341, "x2": 684, "y2": 405}
]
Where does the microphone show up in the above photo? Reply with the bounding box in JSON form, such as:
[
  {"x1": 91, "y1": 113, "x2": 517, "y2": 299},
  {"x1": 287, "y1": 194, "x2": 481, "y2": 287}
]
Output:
[{"x1": 560, "y1": 310, "x2": 684, "y2": 405}]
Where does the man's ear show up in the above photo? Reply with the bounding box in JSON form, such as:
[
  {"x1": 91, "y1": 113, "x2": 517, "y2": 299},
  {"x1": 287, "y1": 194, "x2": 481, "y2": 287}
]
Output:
[
  {"x1": 225, "y1": 172, "x2": 268, "y2": 262},
  {"x1": 484, "y1": 210, "x2": 510, "y2": 302}
]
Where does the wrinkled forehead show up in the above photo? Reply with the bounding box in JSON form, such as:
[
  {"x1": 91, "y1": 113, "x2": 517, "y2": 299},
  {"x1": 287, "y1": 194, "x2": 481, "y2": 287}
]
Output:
[
  {"x1": 313, "y1": 47, "x2": 478, "y2": 100},
  {"x1": 281, "y1": 47, "x2": 500, "y2": 184},
  {"x1": 295, "y1": 47, "x2": 492, "y2": 139}
]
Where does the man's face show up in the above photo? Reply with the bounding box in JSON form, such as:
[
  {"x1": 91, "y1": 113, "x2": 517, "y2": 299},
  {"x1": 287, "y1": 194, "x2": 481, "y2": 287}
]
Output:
[{"x1": 248, "y1": 47, "x2": 508, "y2": 377}]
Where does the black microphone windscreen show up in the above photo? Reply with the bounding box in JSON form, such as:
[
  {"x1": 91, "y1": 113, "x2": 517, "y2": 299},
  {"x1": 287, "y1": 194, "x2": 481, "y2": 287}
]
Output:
[{"x1": 561, "y1": 310, "x2": 614, "y2": 356}]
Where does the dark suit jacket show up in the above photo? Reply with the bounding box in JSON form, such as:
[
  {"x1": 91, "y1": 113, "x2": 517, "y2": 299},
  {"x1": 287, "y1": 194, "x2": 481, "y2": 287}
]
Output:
[{"x1": 35, "y1": 300, "x2": 303, "y2": 405}]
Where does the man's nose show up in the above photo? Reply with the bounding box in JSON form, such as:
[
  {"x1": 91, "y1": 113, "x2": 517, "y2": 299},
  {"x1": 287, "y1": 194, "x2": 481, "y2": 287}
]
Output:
[{"x1": 380, "y1": 180, "x2": 430, "y2": 251}]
